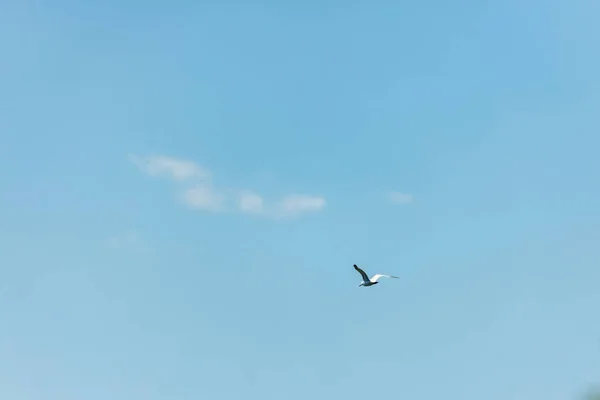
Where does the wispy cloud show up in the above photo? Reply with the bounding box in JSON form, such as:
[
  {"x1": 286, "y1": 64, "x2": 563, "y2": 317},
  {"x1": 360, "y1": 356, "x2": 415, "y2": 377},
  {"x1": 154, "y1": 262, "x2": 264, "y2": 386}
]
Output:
[
  {"x1": 131, "y1": 154, "x2": 224, "y2": 212},
  {"x1": 274, "y1": 194, "x2": 326, "y2": 217},
  {"x1": 388, "y1": 191, "x2": 413, "y2": 204},
  {"x1": 130, "y1": 154, "x2": 326, "y2": 218},
  {"x1": 238, "y1": 191, "x2": 265, "y2": 214},
  {"x1": 181, "y1": 185, "x2": 226, "y2": 212},
  {"x1": 129, "y1": 154, "x2": 209, "y2": 181},
  {"x1": 236, "y1": 191, "x2": 326, "y2": 218}
]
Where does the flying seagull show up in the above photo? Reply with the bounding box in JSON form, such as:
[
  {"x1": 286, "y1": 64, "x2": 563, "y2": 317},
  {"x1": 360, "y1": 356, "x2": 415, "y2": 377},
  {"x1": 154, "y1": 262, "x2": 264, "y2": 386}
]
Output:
[{"x1": 353, "y1": 264, "x2": 399, "y2": 287}]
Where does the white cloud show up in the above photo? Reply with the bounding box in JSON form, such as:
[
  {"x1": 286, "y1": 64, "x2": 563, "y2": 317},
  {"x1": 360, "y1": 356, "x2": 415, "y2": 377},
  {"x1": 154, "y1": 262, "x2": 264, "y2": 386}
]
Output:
[
  {"x1": 181, "y1": 185, "x2": 225, "y2": 212},
  {"x1": 275, "y1": 194, "x2": 326, "y2": 217},
  {"x1": 238, "y1": 191, "x2": 265, "y2": 214},
  {"x1": 388, "y1": 191, "x2": 413, "y2": 204},
  {"x1": 129, "y1": 154, "x2": 209, "y2": 181},
  {"x1": 236, "y1": 191, "x2": 326, "y2": 218},
  {"x1": 130, "y1": 154, "x2": 326, "y2": 218}
]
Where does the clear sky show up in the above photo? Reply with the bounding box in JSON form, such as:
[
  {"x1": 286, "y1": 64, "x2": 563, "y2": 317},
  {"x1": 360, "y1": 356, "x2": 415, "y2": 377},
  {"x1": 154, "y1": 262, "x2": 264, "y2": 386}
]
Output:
[{"x1": 1, "y1": 1, "x2": 599, "y2": 399}]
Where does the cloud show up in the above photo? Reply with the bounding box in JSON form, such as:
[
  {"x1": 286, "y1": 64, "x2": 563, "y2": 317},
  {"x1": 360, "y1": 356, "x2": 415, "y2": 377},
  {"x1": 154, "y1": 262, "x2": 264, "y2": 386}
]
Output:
[
  {"x1": 131, "y1": 153, "x2": 224, "y2": 212},
  {"x1": 181, "y1": 185, "x2": 225, "y2": 212},
  {"x1": 274, "y1": 194, "x2": 326, "y2": 217},
  {"x1": 236, "y1": 191, "x2": 326, "y2": 218},
  {"x1": 130, "y1": 154, "x2": 326, "y2": 219},
  {"x1": 129, "y1": 154, "x2": 209, "y2": 181},
  {"x1": 388, "y1": 191, "x2": 413, "y2": 204},
  {"x1": 238, "y1": 191, "x2": 265, "y2": 214}
]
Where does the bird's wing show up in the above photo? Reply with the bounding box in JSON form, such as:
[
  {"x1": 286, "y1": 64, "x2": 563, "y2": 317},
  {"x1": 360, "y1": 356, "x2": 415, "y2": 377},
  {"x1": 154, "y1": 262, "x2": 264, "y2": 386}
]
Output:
[
  {"x1": 370, "y1": 274, "x2": 399, "y2": 282},
  {"x1": 353, "y1": 264, "x2": 370, "y2": 281}
]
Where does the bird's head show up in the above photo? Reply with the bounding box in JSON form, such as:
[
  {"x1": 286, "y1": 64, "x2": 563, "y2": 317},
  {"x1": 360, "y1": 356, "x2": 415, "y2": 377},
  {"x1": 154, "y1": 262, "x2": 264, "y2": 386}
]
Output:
[{"x1": 359, "y1": 282, "x2": 364, "y2": 287}]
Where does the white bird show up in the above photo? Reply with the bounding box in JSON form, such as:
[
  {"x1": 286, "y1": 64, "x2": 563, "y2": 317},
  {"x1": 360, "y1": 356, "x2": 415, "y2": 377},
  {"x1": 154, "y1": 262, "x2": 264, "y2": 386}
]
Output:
[{"x1": 354, "y1": 264, "x2": 399, "y2": 287}]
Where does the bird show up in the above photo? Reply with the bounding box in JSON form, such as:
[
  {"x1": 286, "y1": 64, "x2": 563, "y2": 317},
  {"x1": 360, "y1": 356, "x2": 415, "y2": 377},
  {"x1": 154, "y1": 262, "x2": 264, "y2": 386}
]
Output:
[{"x1": 353, "y1": 264, "x2": 399, "y2": 287}]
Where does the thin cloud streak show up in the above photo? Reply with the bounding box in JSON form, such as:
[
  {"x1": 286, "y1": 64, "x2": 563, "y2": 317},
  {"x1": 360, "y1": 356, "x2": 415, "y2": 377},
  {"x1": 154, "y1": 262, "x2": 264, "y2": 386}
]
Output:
[
  {"x1": 129, "y1": 154, "x2": 210, "y2": 182},
  {"x1": 130, "y1": 154, "x2": 326, "y2": 218},
  {"x1": 388, "y1": 191, "x2": 413, "y2": 204}
]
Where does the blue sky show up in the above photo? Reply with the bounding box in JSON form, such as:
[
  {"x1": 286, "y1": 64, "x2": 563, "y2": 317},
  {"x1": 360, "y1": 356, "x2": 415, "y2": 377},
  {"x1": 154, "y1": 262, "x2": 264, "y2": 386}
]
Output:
[{"x1": 1, "y1": 0, "x2": 599, "y2": 399}]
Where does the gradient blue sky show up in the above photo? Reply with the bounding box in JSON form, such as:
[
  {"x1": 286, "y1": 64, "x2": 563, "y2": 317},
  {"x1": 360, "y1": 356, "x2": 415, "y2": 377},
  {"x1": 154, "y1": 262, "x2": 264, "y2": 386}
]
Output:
[{"x1": 1, "y1": 1, "x2": 599, "y2": 399}]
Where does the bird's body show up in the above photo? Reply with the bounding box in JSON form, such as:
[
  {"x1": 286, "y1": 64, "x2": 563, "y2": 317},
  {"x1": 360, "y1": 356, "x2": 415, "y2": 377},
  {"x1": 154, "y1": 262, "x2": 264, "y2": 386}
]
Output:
[
  {"x1": 360, "y1": 280, "x2": 378, "y2": 287},
  {"x1": 353, "y1": 264, "x2": 398, "y2": 287}
]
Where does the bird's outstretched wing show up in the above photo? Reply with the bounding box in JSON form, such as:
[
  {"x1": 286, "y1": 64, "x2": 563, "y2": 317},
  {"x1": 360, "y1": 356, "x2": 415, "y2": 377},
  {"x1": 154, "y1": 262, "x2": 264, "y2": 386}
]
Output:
[
  {"x1": 370, "y1": 274, "x2": 399, "y2": 282},
  {"x1": 353, "y1": 264, "x2": 370, "y2": 282}
]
